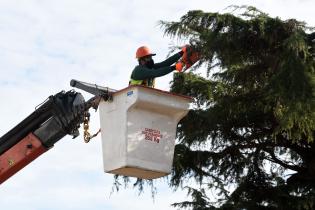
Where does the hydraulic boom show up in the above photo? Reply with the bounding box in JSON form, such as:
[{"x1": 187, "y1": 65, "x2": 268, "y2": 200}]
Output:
[{"x1": 0, "y1": 80, "x2": 114, "y2": 184}]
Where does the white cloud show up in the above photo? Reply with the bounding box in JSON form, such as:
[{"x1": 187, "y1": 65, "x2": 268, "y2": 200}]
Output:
[{"x1": 1, "y1": 0, "x2": 315, "y2": 210}]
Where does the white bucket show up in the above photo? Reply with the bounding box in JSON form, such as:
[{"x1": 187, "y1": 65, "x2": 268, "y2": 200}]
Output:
[{"x1": 99, "y1": 85, "x2": 191, "y2": 179}]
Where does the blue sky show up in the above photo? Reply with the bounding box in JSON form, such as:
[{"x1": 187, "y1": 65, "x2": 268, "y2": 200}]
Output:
[{"x1": 0, "y1": 0, "x2": 315, "y2": 210}]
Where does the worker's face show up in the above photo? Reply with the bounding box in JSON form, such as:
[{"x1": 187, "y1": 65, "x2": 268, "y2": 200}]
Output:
[{"x1": 141, "y1": 56, "x2": 154, "y2": 68}]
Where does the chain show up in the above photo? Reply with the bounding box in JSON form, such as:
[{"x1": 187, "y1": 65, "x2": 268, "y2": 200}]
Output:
[{"x1": 83, "y1": 111, "x2": 101, "y2": 143}]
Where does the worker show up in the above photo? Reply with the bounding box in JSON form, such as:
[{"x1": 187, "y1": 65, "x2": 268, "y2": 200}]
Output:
[{"x1": 129, "y1": 46, "x2": 187, "y2": 87}]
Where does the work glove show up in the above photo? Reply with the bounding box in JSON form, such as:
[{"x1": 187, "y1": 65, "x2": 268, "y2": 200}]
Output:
[{"x1": 175, "y1": 62, "x2": 184, "y2": 72}]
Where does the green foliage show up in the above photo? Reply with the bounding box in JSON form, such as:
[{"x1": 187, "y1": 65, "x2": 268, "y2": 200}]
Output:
[
  {"x1": 172, "y1": 187, "x2": 217, "y2": 210},
  {"x1": 159, "y1": 6, "x2": 315, "y2": 210}
]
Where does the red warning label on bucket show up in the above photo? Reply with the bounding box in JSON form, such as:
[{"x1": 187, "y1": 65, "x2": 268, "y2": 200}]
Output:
[{"x1": 142, "y1": 128, "x2": 163, "y2": 143}]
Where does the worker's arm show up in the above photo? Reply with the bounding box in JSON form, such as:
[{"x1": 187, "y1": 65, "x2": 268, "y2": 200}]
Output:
[
  {"x1": 154, "y1": 51, "x2": 183, "y2": 68},
  {"x1": 131, "y1": 65, "x2": 176, "y2": 80}
]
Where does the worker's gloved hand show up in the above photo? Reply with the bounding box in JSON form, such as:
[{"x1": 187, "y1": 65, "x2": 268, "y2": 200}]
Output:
[{"x1": 175, "y1": 62, "x2": 184, "y2": 72}]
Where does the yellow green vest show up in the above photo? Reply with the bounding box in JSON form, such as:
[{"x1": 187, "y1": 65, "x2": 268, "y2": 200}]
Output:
[{"x1": 129, "y1": 78, "x2": 155, "y2": 88}]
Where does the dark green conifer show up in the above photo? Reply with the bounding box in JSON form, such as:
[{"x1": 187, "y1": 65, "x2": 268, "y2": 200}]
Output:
[{"x1": 159, "y1": 6, "x2": 315, "y2": 210}]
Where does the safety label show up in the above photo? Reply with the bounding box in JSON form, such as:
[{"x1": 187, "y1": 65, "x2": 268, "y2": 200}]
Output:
[
  {"x1": 127, "y1": 91, "x2": 133, "y2": 96},
  {"x1": 142, "y1": 128, "x2": 163, "y2": 143}
]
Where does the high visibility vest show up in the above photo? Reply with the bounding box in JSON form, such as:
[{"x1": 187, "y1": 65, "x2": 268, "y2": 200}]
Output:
[{"x1": 129, "y1": 78, "x2": 155, "y2": 88}]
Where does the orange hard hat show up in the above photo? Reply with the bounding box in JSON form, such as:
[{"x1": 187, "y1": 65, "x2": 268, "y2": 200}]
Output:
[{"x1": 136, "y1": 46, "x2": 156, "y2": 59}]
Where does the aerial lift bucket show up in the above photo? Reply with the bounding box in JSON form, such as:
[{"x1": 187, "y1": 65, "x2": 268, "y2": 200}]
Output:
[{"x1": 99, "y1": 85, "x2": 191, "y2": 179}]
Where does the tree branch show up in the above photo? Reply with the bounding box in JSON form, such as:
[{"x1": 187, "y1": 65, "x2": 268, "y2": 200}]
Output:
[{"x1": 264, "y1": 149, "x2": 303, "y2": 172}]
